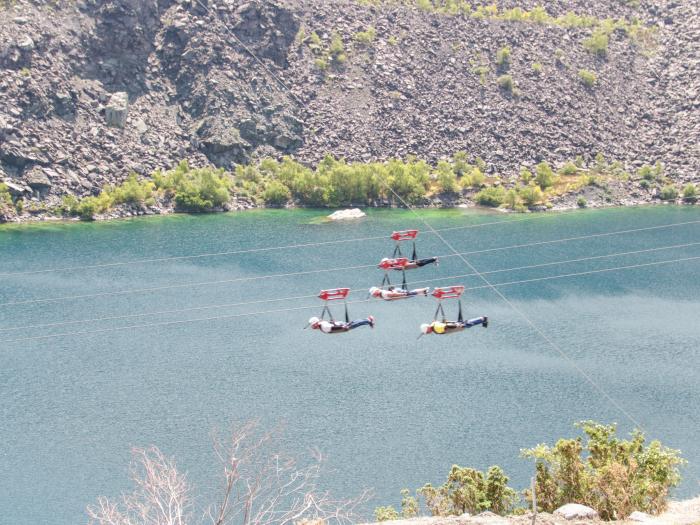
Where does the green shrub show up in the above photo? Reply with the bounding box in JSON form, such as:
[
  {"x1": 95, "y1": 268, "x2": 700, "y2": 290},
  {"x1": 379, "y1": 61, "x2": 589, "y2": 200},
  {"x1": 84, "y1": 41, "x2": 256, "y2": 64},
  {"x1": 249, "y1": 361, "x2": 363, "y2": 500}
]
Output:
[
  {"x1": 436, "y1": 160, "x2": 458, "y2": 193},
  {"x1": 640, "y1": 179, "x2": 650, "y2": 189},
  {"x1": 554, "y1": 48, "x2": 566, "y2": 65},
  {"x1": 659, "y1": 185, "x2": 678, "y2": 201},
  {"x1": 452, "y1": 151, "x2": 471, "y2": 177},
  {"x1": 535, "y1": 161, "x2": 556, "y2": 189},
  {"x1": 0, "y1": 183, "x2": 11, "y2": 206},
  {"x1": 307, "y1": 31, "x2": 323, "y2": 54},
  {"x1": 154, "y1": 161, "x2": 232, "y2": 212},
  {"x1": 560, "y1": 162, "x2": 579, "y2": 176},
  {"x1": 387, "y1": 35, "x2": 399, "y2": 46},
  {"x1": 109, "y1": 173, "x2": 155, "y2": 206},
  {"x1": 577, "y1": 196, "x2": 587, "y2": 208},
  {"x1": 374, "y1": 506, "x2": 399, "y2": 521},
  {"x1": 578, "y1": 69, "x2": 597, "y2": 87},
  {"x1": 418, "y1": 465, "x2": 517, "y2": 516},
  {"x1": 496, "y1": 46, "x2": 511, "y2": 68},
  {"x1": 314, "y1": 58, "x2": 329, "y2": 70},
  {"x1": 473, "y1": 64, "x2": 489, "y2": 85},
  {"x1": 475, "y1": 186, "x2": 505, "y2": 207},
  {"x1": 682, "y1": 183, "x2": 697, "y2": 203},
  {"x1": 531, "y1": 62, "x2": 543, "y2": 74},
  {"x1": 329, "y1": 33, "x2": 346, "y2": 64},
  {"x1": 463, "y1": 167, "x2": 485, "y2": 188},
  {"x1": 519, "y1": 185, "x2": 544, "y2": 207},
  {"x1": 497, "y1": 74, "x2": 514, "y2": 92},
  {"x1": 523, "y1": 421, "x2": 684, "y2": 520},
  {"x1": 638, "y1": 165, "x2": 654, "y2": 181},
  {"x1": 354, "y1": 26, "x2": 377, "y2": 45},
  {"x1": 520, "y1": 167, "x2": 533, "y2": 184},
  {"x1": 75, "y1": 192, "x2": 113, "y2": 220},
  {"x1": 503, "y1": 188, "x2": 520, "y2": 209},
  {"x1": 400, "y1": 488, "x2": 419, "y2": 518},
  {"x1": 583, "y1": 29, "x2": 609, "y2": 55},
  {"x1": 262, "y1": 180, "x2": 291, "y2": 206}
]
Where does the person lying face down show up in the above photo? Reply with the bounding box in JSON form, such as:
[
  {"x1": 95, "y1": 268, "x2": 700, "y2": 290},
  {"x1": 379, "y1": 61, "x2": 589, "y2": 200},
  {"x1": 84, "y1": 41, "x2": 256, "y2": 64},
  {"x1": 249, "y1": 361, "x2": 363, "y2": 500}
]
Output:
[
  {"x1": 308, "y1": 316, "x2": 375, "y2": 333},
  {"x1": 420, "y1": 316, "x2": 488, "y2": 335},
  {"x1": 369, "y1": 286, "x2": 429, "y2": 301},
  {"x1": 379, "y1": 257, "x2": 439, "y2": 270}
]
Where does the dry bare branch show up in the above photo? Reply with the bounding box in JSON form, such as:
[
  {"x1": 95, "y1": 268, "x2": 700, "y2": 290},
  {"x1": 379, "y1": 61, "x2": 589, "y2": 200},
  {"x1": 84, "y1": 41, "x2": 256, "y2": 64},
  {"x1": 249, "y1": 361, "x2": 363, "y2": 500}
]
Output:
[
  {"x1": 87, "y1": 446, "x2": 192, "y2": 525},
  {"x1": 88, "y1": 421, "x2": 370, "y2": 525}
]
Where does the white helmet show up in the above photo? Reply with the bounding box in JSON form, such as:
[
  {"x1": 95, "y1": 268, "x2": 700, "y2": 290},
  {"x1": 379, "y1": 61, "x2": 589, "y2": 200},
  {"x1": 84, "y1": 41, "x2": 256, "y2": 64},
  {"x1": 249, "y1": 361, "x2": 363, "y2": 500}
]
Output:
[
  {"x1": 308, "y1": 316, "x2": 321, "y2": 328},
  {"x1": 420, "y1": 323, "x2": 432, "y2": 335},
  {"x1": 369, "y1": 287, "x2": 381, "y2": 297}
]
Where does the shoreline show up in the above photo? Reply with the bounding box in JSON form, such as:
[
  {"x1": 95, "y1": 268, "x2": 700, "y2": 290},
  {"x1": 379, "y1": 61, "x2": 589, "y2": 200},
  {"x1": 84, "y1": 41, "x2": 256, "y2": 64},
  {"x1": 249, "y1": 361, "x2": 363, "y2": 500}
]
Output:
[{"x1": 1, "y1": 198, "x2": 696, "y2": 227}]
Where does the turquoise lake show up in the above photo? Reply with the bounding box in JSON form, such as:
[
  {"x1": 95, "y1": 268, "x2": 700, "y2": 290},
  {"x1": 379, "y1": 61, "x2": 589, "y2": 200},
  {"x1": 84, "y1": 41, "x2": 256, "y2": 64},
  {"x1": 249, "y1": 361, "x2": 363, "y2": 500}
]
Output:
[{"x1": 1, "y1": 206, "x2": 699, "y2": 524}]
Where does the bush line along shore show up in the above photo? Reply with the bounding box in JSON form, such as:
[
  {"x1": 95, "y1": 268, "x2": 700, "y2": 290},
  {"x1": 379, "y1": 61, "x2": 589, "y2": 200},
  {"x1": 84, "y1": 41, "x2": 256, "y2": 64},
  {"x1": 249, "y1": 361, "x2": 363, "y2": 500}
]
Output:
[{"x1": 1, "y1": 154, "x2": 698, "y2": 223}]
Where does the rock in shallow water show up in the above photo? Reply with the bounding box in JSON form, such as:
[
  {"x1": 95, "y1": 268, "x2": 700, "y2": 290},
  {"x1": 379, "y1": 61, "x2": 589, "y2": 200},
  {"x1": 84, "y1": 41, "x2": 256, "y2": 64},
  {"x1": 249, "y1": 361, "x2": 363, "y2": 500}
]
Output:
[{"x1": 327, "y1": 208, "x2": 366, "y2": 221}]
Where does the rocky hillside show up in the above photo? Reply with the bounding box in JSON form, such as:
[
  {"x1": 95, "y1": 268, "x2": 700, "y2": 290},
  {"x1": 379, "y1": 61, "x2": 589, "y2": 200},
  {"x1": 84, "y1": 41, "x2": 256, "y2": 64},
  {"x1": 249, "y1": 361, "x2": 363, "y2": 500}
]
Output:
[{"x1": 0, "y1": 0, "x2": 698, "y2": 213}]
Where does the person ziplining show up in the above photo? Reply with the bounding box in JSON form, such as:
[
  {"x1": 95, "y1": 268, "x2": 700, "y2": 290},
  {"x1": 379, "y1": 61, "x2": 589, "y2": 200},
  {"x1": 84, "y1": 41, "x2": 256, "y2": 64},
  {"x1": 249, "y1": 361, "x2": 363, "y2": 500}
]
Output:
[
  {"x1": 377, "y1": 230, "x2": 439, "y2": 290},
  {"x1": 369, "y1": 285, "x2": 429, "y2": 301},
  {"x1": 419, "y1": 286, "x2": 488, "y2": 336},
  {"x1": 307, "y1": 316, "x2": 375, "y2": 333},
  {"x1": 306, "y1": 288, "x2": 375, "y2": 334}
]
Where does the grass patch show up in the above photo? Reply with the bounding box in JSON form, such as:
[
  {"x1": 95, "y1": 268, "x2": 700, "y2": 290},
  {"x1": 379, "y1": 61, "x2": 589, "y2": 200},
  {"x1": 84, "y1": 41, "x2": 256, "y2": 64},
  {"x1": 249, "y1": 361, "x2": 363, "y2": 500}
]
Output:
[
  {"x1": 354, "y1": 26, "x2": 377, "y2": 45},
  {"x1": 578, "y1": 69, "x2": 597, "y2": 87}
]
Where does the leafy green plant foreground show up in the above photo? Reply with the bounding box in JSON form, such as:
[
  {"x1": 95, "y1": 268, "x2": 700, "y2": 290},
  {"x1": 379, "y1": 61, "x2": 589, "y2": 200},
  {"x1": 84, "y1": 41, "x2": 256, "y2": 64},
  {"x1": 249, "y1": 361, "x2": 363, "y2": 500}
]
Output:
[{"x1": 375, "y1": 421, "x2": 683, "y2": 522}]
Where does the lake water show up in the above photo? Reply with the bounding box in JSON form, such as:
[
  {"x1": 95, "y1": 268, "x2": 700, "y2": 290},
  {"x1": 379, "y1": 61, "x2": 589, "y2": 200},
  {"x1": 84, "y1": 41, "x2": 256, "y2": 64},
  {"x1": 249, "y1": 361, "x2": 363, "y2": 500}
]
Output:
[{"x1": 1, "y1": 206, "x2": 699, "y2": 524}]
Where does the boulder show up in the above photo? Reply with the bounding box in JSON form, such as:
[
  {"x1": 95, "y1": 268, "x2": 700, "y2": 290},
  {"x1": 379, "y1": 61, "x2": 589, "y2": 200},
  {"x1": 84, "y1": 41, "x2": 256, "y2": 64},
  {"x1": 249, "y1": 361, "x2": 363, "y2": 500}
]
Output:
[
  {"x1": 327, "y1": 208, "x2": 366, "y2": 221},
  {"x1": 274, "y1": 132, "x2": 301, "y2": 150},
  {"x1": 16, "y1": 35, "x2": 35, "y2": 51},
  {"x1": 53, "y1": 91, "x2": 76, "y2": 116},
  {"x1": 628, "y1": 511, "x2": 653, "y2": 522},
  {"x1": 196, "y1": 117, "x2": 249, "y2": 165},
  {"x1": 554, "y1": 503, "x2": 599, "y2": 520},
  {"x1": 105, "y1": 92, "x2": 129, "y2": 128},
  {"x1": 24, "y1": 167, "x2": 52, "y2": 196},
  {"x1": 2, "y1": 180, "x2": 30, "y2": 197}
]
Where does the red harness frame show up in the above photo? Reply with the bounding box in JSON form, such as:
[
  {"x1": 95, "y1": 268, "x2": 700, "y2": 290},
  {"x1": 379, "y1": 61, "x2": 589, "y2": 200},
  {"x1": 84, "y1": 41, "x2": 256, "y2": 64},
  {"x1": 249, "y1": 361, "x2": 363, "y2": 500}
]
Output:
[
  {"x1": 432, "y1": 286, "x2": 465, "y2": 300},
  {"x1": 390, "y1": 229, "x2": 419, "y2": 242},
  {"x1": 318, "y1": 288, "x2": 350, "y2": 301}
]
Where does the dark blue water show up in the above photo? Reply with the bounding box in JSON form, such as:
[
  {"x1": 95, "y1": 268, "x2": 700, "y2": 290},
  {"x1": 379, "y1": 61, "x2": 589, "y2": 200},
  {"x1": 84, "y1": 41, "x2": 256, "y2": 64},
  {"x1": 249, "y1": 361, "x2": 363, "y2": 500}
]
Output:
[{"x1": 1, "y1": 206, "x2": 699, "y2": 524}]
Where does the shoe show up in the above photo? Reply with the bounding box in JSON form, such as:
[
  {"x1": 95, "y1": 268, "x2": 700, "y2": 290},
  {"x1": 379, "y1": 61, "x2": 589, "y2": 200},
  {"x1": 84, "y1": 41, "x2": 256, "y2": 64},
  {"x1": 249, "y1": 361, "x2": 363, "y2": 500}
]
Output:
[
  {"x1": 482, "y1": 316, "x2": 488, "y2": 328},
  {"x1": 434, "y1": 258, "x2": 439, "y2": 267},
  {"x1": 368, "y1": 315, "x2": 375, "y2": 328}
]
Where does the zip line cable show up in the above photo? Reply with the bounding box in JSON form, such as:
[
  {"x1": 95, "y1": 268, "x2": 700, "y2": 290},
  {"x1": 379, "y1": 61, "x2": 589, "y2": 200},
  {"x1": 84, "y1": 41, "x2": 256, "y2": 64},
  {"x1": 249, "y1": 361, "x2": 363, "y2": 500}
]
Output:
[
  {"x1": 2, "y1": 241, "x2": 696, "y2": 334},
  {"x1": 461, "y1": 255, "x2": 700, "y2": 292},
  {"x1": 0, "y1": 263, "x2": 376, "y2": 308},
  {"x1": 377, "y1": 177, "x2": 651, "y2": 430},
  {"x1": 396, "y1": 242, "x2": 700, "y2": 288},
  {"x1": 0, "y1": 301, "x2": 365, "y2": 345},
  {"x1": 1, "y1": 253, "x2": 698, "y2": 344},
  {"x1": 0, "y1": 215, "x2": 556, "y2": 278},
  {"x1": 1, "y1": 221, "x2": 697, "y2": 308}
]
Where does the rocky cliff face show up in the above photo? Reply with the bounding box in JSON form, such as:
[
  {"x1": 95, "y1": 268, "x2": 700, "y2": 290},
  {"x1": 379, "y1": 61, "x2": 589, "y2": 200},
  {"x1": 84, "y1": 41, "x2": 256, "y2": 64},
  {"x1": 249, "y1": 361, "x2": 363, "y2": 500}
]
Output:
[{"x1": 0, "y1": 0, "x2": 698, "y2": 206}]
